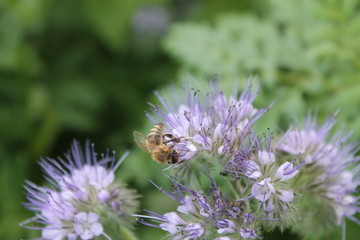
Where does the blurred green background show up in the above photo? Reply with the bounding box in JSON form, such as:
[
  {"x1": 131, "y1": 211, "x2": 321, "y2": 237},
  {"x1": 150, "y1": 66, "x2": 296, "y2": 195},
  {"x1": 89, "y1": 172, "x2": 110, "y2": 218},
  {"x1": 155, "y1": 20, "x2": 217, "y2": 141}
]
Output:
[{"x1": 0, "y1": 0, "x2": 359, "y2": 239}]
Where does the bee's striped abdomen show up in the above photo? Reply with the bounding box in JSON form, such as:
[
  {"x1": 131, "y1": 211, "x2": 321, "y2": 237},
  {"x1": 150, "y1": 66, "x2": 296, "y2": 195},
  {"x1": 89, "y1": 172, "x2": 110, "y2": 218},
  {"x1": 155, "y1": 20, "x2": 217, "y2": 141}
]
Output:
[{"x1": 147, "y1": 123, "x2": 164, "y2": 145}]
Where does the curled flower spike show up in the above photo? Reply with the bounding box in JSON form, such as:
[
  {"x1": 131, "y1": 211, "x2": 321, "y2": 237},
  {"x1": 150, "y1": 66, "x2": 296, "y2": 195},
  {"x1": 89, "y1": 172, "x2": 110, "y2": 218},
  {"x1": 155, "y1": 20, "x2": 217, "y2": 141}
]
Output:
[
  {"x1": 21, "y1": 141, "x2": 139, "y2": 239},
  {"x1": 137, "y1": 177, "x2": 262, "y2": 239},
  {"x1": 146, "y1": 79, "x2": 269, "y2": 163},
  {"x1": 277, "y1": 115, "x2": 360, "y2": 235}
]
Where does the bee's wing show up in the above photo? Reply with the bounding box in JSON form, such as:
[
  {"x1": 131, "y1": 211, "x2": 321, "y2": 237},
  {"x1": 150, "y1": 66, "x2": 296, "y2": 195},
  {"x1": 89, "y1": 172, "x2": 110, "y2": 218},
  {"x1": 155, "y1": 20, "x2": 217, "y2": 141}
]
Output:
[{"x1": 133, "y1": 131, "x2": 150, "y2": 153}]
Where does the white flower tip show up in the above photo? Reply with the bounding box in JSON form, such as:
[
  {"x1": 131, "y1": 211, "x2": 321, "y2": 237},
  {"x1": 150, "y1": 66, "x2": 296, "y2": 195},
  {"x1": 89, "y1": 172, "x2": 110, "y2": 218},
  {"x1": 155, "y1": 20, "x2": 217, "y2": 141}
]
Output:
[
  {"x1": 279, "y1": 190, "x2": 294, "y2": 203},
  {"x1": 98, "y1": 190, "x2": 111, "y2": 203},
  {"x1": 163, "y1": 212, "x2": 185, "y2": 224},
  {"x1": 258, "y1": 151, "x2": 275, "y2": 165}
]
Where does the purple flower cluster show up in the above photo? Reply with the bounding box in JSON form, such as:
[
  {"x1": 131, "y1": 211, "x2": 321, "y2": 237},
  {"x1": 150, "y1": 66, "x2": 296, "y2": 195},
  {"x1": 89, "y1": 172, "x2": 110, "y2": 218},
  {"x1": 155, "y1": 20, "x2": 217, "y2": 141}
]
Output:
[
  {"x1": 147, "y1": 80, "x2": 269, "y2": 161},
  {"x1": 22, "y1": 141, "x2": 139, "y2": 240},
  {"x1": 139, "y1": 180, "x2": 260, "y2": 239},
  {"x1": 138, "y1": 80, "x2": 359, "y2": 239},
  {"x1": 20, "y1": 77, "x2": 359, "y2": 240},
  {"x1": 277, "y1": 116, "x2": 360, "y2": 225},
  {"x1": 223, "y1": 133, "x2": 303, "y2": 220}
]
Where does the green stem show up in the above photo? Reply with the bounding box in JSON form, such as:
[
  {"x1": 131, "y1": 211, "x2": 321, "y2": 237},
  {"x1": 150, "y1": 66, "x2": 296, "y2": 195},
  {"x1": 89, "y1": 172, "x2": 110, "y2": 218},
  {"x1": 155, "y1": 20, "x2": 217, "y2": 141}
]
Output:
[
  {"x1": 118, "y1": 227, "x2": 139, "y2": 240},
  {"x1": 227, "y1": 178, "x2": 240, "y2": 199}
]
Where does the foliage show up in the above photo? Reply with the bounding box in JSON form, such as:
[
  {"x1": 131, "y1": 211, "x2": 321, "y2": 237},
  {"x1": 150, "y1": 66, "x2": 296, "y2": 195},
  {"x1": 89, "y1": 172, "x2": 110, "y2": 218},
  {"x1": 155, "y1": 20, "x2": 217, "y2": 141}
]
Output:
[{"x1": 164, "y1": 0, "x2": 360, "y2": 138}]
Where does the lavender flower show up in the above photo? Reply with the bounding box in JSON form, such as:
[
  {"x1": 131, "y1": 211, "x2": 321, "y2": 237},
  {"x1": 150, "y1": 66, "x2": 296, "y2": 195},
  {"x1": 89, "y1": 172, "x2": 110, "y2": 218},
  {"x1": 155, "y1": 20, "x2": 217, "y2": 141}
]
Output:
[
  {"x1": 137, "y1": 178, "x2": 261, "y2": 239},
  {"x1": 223, "y1": 132, "x2": 302, "y2": 225},
  {"x1": 146, "y1": 79, "x2": 269, "y2": 163},
  {"x1": 277, "y1": 115, "x2": 360, "y2": 235},
  {"x1": 21, "y1": 141, "x2": 139, "y2": 239}
]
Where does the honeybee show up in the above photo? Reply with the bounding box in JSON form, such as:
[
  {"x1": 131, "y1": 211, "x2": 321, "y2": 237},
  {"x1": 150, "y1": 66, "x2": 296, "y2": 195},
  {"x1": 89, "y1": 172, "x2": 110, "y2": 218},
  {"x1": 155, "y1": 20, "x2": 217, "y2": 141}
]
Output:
[{"x1": 133, "y1": 123, "x2": 180, "y2": 164}]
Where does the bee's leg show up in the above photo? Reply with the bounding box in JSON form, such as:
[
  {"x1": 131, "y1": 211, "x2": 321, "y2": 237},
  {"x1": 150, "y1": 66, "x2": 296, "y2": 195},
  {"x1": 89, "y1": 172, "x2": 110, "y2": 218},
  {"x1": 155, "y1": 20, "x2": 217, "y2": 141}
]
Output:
[{"x1": 163, "y1": 133, "x2": 181, "y2": 143}]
